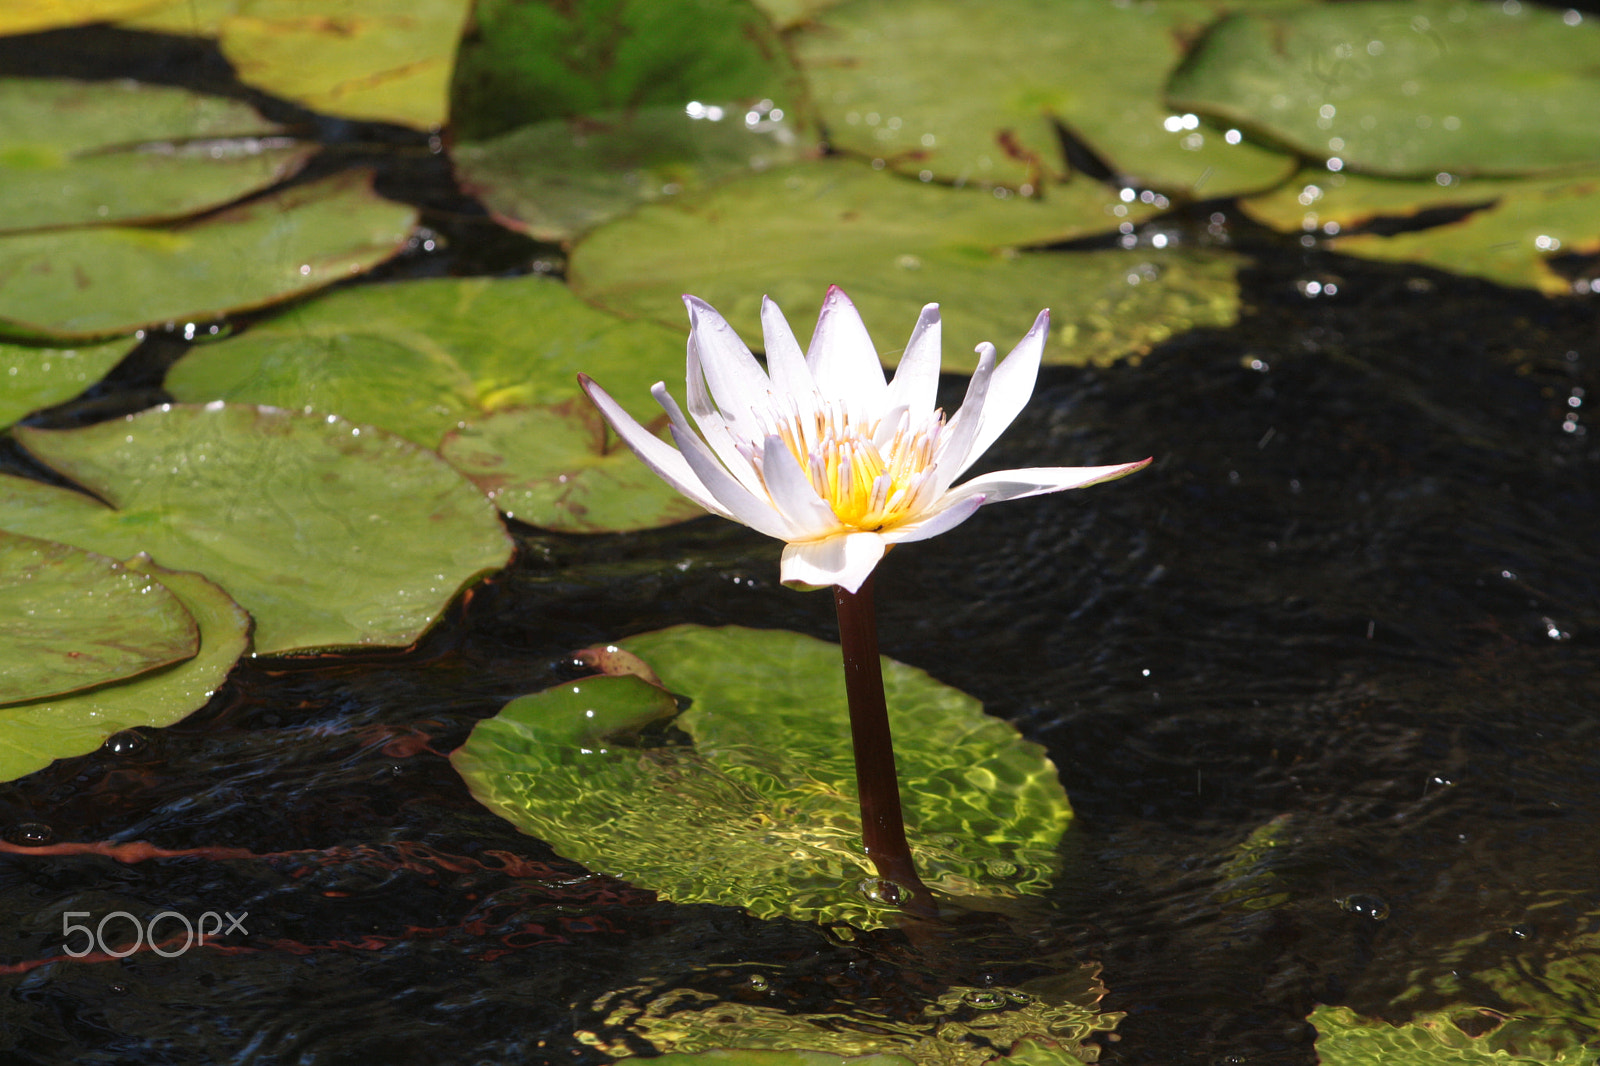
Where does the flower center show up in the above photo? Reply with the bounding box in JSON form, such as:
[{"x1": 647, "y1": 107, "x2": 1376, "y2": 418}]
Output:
[{"x1": 754, "y1": 399, "x2": 944, "y2": 531}]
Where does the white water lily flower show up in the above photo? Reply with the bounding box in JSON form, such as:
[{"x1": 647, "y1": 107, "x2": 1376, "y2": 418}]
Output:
[{"x1": 579, "y1": 286, "x2": 1150, "y2": 593}]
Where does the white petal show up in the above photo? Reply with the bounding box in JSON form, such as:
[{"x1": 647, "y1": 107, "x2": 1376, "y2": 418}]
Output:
[
  {"x1": 761, "y1": 435, "x2": 842, "y2": 538},
  {"x1": 683, "y1": 295, "x2": 773, "y2": 441},
  {"x1": 760, "y1": 295, "x2": 815, "y2": 397},
  {"x1": 780, "y1": 531, "x2": 887, "y2": 593},
  {"x1": 931, "y1": 341, "x2": 997, "y2": 494},
  {"x1": 942, "y1": 459, "x2": 1153, "y2": 506},
  {"x1": 685, "y1": 329, "x2": 766, "y2": 496},
  {"x1": 951, "y1": 308, "x2": 1049, "y2": 478},
  {"x1": 653, "y1": 383, "x2": 799, "y2": 540},
  {"x1": 880, "y1": 492, "x2": 987, "y2": 544},
  {"x1": 804, "y1": 286, "x2": 887, "y2": 413},
  {"x1": 883, "y1": 303, "x2": 941, "y2": 416},
  {"x1": 579, "y1": 374, "x2": 727, "y2": 518}
]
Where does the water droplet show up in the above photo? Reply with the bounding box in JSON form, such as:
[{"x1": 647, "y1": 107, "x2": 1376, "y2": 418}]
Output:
[
  {"x1": 6, "y1": 822, "x2": 54, "y2": 846},
  {"x1": 748, "y1": 974, "x2": 770, "y2": 991},
  {"x1": 858, "y1": 878, "x2": 910, "y2": 906},
  {"x1": 104, "y1": 730, "x2": 147, "y2": 755},
  {"x1": 1339, "y1": 894, "x2": 1390, "y2": 921},
  {"x1": 956, "y1": 989, "x2": 1006, "y2": 1010}
]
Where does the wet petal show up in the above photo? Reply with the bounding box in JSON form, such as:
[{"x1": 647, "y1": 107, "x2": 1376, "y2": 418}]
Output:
[
  {"x1": 579, "y1": 374, "x2": 726, "y2": 518},
  {"x1": 950, "y1": 309, "x2": 1049, "y2": 479},
  {"x1": 683, "y1": 295, "x2": 773, "y2": 441},
  {"x1": 653, "y1": 383, "x2": 798, "y2": 540},
  {"x1": 805, "y1": 285, "x2": 887, "y2": 415},
  {"x1": 761, "y1": 295, "x2": 816, "y2": 398},
  {"x1": 780, "y1": 531, "x2": 887, "y2": 593},
  {"x1": 883, "y1": 303, "x2": 941, "y2": 416},
  {"x1": 931, "y1": 340, "x2": 997, "y2": 493}
]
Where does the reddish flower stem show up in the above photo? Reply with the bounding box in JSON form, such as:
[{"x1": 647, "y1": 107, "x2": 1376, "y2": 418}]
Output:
[{"x1": 833, "y1": 574, "x2": 938, "y2": 919}]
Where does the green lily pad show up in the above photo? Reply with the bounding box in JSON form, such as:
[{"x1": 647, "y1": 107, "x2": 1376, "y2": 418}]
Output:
[
  {"x1": 449, "y1": 0, "x2": 804, "y2": 142},
  {"x1": 0, "y1": 556, "x2": 249, "y2": 785},
  {"x1": 569, "y1": 160, "x2": 1241, "y2": 370},
  {"x1": 1309, "y1": 1005, "x2": 1600, "y2": 1066},
  {"x1": 453, "y1": 104, "x2": 816, "y2": 242},
  {"x1": 439, "y1": 401, "x2": 705, "y2": 532},
  {"x1": 0, "y1": 78, "x2": 313, "y2": 232},
  {"x1": 587, "y1": 969, "x2": 1119, "y2": 1064},
  {"x1": 164, "y1": 274, "x2": 704, "y2": 531},
  {"x1": 452, "y1": 624, "x2": 1073, "y2": 929},
  {"x1": 1, "y1": 403, "x2": 512, "y2": 655},
  {"x1": 1330, "y1": 174, "x2": 1600, "y2": 295},
  {"x1": 0, "y1": 530, "x2": 198, "y2": 706},
  {"x1": 118, "y1": 0, "x2": 473, "y2": 129},
  {"x1": 793, "y1": 0, "x2": 1294, "y2": 196},
  {"x1": 0, "y1": 169, "x2": 418, "y2": 341},
  {"x1": 1167, "y1": 0, "x2": 1600, "y2": 178},
  {"x1": 0, "y1": 337, "x2": 134, "y2": 428},
  {"x1": 0, "y1": 0, "x2": 168, "y2": 35}
]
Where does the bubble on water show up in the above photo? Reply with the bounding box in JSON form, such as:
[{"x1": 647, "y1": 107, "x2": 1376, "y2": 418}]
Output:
[
  {"x1": 1338, "y1": 894, "x2": 1390, "y2": 921},
  {"x1": 961, "y1": 989, "x2": 1009, "y2": 1010},
  {"x1": 858, "y1": 878, "x2": 911, "y2": 907},
  {"x1": 5, "y1": 822, "x2": 54, "y2": 846},
  {"x1": 104, "y1": 730, "x2": 148, "y2": 755}
]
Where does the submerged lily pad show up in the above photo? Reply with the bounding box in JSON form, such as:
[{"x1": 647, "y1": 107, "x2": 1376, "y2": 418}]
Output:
[
  {"x1": 1167, "y1": 0, "x2": 1600, "y2": 178},
  {"x1": 0, "y1": 530, "x2": 198, "y2": 706},
  {"x1": 1309, "y1": 1004, "x2": 1600, "y2": 1066},
  {"x1": 453, "y1": 624, "x2": 1072, "y2": 929},
  {"x1": 453, "y1": 104, "x2": 814, "y2": 242},
  {"x1": 439, "y1": 401, "x2": 704, "y2": 532},
  {"x1": 0, "y1": 78, "x2": 313, "y2": 231},
  {"x1": 794, "y1": 0, "x2": 1294, "y2": 196},
  {"x1": 0, "y1": 556, "x2": 249, "y2": 785},
  {"x1": 0, "y1": 169, "x2": 417, "y2": 341},
  {"x1": 2, "y1": 403, "x2": 511, "y2": 655},
  {"x1": 570, "y1": 160, "x2": 1240, "y2": 369},
  {"x1": 118, "y1": 0, "x2": 472, "y2": 129},
  {"x1": 587, "y1": 969, "x2": 1119, "y2": 1065},
  {"x1": 449, "y1": 0, "x2": 803, "y2": 142},
  {"x1": 0, "y1": 337, "x2": 133, "y2": 428},
  {"x1": 164, "y1": 275, "x2": 701, "y2": 532}
]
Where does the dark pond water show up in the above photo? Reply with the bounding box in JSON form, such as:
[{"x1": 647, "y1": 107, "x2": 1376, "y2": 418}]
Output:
[{"x1": 3, "y1": 22, "x2": 1600, "y2": 1066}]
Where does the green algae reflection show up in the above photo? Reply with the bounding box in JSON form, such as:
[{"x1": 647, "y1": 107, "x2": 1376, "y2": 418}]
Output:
[{"x1": 452, "y1": 625, "x2": 1072, "y2": 929}]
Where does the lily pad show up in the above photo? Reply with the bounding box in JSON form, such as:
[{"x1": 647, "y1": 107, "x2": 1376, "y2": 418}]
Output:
[
  {"x1": 0, "y1": 0, "x2": 167, "y2": 35},
  {"x1": 0, "y1": 169, "x2": 418, "y2": 341},
  {"x1": 569, "y1": 160, "x2": 1241, "y2": 370},
  {"x1": 1309, "y1": 1004, "x2": 1600, "y2": 1066},
  {"x1": 449, "y1": 0, "x2": 804, "y2": 142},
  {"x1": 164, "y1": 274, "x2": 704, "y2": 531},
  {"x1": 1, "y1": 403, "x2": 512, "y2": 655},
  {"x1": 0, "y1": 78, "x2": 313, "y2": 231},
  {"x1": 587, "y1": 969, "x2": 1119, "y2": 1064},
  {"x1": 453, "y1": 104, "x2": 815, "y2": 242},
  {"x1": 118, "y1": 0, "x2": 473, "y2": 129},
  {"x1": 1329, "y1": 174, "x2": 1600, "y2": 295},
  {"x1": 1167, "y1": 0, "x2": 1600, "y2": 178},
  {"x1": 0, "y1": 337, "x2": 134, "y2": 428},
  {"x1": 452, "y1": 624, "x2": 1073, "y2": 929},
  {"x1": 439, "y1": 401, "x2": 705, "y2": 532},
  {"x1": 0, "y1": 530, "x2": 198, "y2": 706},
  {"x1": 0, "y1": 556, "x2": 249, "y2": 785},
  {"x1": 793, "y1": 0, "x2": 1294, "y2": 196}
]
